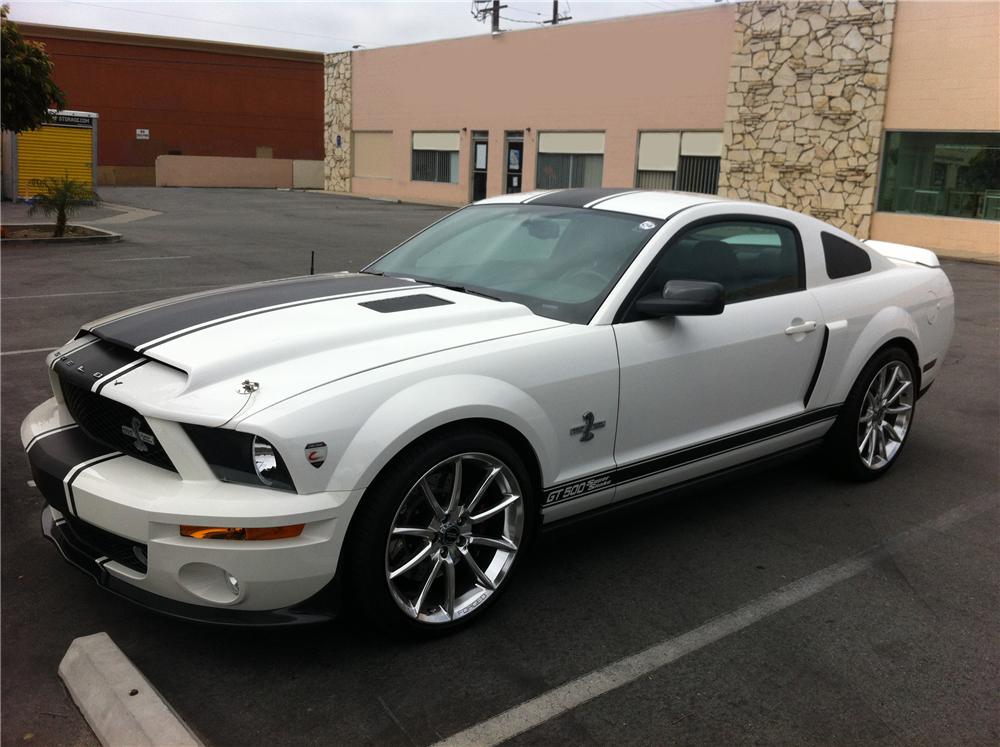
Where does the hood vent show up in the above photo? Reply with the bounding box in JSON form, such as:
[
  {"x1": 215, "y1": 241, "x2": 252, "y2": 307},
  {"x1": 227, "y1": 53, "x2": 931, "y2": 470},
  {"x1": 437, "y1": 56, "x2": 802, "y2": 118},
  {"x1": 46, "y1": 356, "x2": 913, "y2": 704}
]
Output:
[{"x1": 359, "y1": 294, "x2": 453, "y2": 313}]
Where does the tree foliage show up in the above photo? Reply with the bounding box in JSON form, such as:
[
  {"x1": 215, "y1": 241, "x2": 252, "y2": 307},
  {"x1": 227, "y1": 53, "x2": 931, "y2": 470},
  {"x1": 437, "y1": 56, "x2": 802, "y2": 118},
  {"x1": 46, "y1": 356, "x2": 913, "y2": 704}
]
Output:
[
  {"x1": 1, "y1": 4, "x2": 66, "y2": 132},
  {"x1": 27, "y1": 175, "x2": 99, "y2": 237}
]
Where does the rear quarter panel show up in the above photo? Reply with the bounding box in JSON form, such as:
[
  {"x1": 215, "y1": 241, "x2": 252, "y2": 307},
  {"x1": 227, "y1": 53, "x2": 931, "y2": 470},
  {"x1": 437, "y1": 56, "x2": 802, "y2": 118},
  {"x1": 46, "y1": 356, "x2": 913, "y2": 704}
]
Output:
[{"x1": 808, "y1": 263, "x2": 954, "y2": 406}]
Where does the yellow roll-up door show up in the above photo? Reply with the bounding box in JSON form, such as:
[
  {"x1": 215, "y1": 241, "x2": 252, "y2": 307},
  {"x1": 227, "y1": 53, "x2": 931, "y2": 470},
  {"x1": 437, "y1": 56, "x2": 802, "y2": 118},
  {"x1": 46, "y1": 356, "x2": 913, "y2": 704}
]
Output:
[{"x1": 17, "y1": 125, "x2": 93, "y2": 197}]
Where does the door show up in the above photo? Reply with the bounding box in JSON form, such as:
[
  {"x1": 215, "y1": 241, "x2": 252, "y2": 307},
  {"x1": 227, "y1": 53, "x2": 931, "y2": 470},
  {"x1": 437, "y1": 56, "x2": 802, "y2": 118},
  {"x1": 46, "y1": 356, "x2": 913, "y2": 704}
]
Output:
[
  {"x1": 471, "y1": 132, "x2": 489, "y2": 202},
  {"x1": 505, "y1": 132, "x2": 523, "y2": 194},
  {"x1": 612, "y1": 217, "x2": 827, "y2": 502}
]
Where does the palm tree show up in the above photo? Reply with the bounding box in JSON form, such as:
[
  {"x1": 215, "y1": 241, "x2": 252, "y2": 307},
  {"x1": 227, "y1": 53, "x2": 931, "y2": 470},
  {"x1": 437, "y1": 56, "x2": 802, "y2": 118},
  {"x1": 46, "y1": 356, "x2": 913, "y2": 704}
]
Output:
[{"x1": 27, "y1": 175, "x2": 99, "y2": 237}]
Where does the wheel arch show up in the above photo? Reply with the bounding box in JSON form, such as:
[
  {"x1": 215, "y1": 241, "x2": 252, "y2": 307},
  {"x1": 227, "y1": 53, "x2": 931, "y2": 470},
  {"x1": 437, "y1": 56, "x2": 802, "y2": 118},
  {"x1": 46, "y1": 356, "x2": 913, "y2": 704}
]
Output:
[
  {"x1": 825, "y1": 307, "x2": 923, "y2": 405},
  {"x1": 327, "y1": 374, "x2": 558, "y2": 497}
]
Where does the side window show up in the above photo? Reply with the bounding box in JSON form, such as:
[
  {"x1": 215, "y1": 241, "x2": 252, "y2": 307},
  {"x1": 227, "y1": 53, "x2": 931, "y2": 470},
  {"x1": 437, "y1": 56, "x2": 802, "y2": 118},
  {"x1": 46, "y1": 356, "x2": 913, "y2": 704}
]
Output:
[
  {"x1": 638, "y1": 220, "x2": 803, "y2": 305},
  {"x1": 821, "y1": 232, "x2": 872, "y2": 279}
]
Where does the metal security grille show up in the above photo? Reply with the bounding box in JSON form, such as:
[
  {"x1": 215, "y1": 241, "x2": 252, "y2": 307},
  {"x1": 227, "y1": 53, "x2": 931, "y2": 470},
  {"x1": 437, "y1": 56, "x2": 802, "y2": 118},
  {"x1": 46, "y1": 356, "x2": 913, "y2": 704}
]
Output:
[
  {"x1": 17, "y1": 125, "x2": 94, "y2": 196},
  {"x1": 59, "y1": 380, "x2": 177, "y2": 472},
  {"x1": 636, "y1": 170, "x2": 676, "y2": 190},
  {"x1": 676, "y1": 156, "x2": 720, "y2": 195}
]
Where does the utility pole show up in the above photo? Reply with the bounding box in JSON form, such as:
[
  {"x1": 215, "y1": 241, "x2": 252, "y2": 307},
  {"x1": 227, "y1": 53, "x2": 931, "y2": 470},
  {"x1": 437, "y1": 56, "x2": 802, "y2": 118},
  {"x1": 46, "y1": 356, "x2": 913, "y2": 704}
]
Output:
[
  {"x1": 491, "y1": 0, "x2": 502, "y2": 34},
  {"x1": 473, "y1": 0, "x2": 507, "y2": 35},
  {"x1": 543, "y1": 0, "x2": 571, "y2": 26}
]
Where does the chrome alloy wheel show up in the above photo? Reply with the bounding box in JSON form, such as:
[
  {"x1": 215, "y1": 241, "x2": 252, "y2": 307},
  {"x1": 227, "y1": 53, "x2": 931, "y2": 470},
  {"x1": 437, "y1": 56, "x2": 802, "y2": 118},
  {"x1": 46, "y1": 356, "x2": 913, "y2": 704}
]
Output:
[
  {"x1": 857, "y1": 361, "x2": 914, "y2": 470},
  {"x1": 384, "y1": 452, "x2": 525, "y2": 624}
]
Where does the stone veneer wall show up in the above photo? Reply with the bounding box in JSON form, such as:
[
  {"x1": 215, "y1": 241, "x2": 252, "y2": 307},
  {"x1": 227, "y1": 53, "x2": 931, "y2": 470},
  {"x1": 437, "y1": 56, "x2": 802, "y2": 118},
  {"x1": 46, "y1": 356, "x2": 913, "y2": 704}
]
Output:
[
  {"x1": 719, "y1": 0, "x2": 895, "y2": 238},
  {"x1": 324, "y1": 52, "x2": 352, "y2": 193}
]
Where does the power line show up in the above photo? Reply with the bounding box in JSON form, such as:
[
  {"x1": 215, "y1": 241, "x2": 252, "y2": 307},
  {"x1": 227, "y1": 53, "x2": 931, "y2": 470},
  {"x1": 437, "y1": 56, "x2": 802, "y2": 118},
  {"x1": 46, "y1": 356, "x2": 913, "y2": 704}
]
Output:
[
  {"x1": 64, "y1": 1, "x2": 372, "y2": 48},
  {"x1": 499, "y1": 16, "x2": 545, "y2": 25}
]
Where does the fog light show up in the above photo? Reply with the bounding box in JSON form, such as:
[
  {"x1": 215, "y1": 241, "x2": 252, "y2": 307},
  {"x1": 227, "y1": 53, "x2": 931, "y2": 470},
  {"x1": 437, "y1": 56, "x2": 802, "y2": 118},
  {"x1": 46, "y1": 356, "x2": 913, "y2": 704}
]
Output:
[
  {"x1": 180, "y1": 524, "x2": 304, "y2": 540},
  {"x1": 225, "y1": 573, "x2": 240, "y2": 596}
]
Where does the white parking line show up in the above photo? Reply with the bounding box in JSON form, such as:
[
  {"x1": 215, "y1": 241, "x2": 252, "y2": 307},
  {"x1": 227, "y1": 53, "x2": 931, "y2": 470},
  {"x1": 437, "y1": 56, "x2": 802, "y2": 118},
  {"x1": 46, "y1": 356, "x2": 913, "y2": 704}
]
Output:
[
  {"x1": 101, "y1": 256, "x2": 191, "y2": 262},
  {"x1": 433, "y1": 492, "x2": 997, "y2": 747},
  {"x1": 2, "y1": 285, "x2": 218, "y2": 300},
  {"x1": 1, "y1": 347, "x2": 55, "y2": 356}
]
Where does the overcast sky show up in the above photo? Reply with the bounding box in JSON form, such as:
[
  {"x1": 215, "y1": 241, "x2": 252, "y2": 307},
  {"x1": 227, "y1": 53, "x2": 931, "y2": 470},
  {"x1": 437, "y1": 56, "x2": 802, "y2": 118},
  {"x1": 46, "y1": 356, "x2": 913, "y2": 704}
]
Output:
[{"x1": 10, "y1": 0, "x2": 716, "y2": 53}]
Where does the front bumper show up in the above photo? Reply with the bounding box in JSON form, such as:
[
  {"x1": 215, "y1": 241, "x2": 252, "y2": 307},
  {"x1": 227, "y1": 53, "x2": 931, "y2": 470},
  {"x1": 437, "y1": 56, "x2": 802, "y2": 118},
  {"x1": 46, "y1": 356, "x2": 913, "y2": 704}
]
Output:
[
  {"x1": 41, "y1": 507, "x2": 338, "y2": 626},
  {"x1": 24, "y1": 398, "x2": 352, "y2": 626}
]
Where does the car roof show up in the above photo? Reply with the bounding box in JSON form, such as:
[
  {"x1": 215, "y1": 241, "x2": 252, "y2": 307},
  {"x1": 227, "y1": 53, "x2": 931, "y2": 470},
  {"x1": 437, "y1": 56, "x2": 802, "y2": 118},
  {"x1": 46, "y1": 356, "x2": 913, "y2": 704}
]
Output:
[{"x1": 475, "y1": 188, "x2": 727, "y2": 220}]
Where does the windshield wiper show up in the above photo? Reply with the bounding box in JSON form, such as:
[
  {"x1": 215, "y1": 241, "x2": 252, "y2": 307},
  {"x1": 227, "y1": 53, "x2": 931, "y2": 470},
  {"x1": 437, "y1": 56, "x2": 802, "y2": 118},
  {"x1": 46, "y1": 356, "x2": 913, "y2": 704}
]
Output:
[
  {"x1": 364, "y1": 271, "x2": 502, "y2": 302},
  {"x1": 422, "y1": 280, "x2": 502, "y2": 302}
]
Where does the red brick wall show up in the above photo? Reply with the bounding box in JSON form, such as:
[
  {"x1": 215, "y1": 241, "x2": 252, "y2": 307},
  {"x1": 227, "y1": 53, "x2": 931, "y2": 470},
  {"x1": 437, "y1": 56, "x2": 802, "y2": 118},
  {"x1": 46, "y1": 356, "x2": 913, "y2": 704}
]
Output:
[{"x1": 27, "y1": 34, "x2": 323, "y2": 168}]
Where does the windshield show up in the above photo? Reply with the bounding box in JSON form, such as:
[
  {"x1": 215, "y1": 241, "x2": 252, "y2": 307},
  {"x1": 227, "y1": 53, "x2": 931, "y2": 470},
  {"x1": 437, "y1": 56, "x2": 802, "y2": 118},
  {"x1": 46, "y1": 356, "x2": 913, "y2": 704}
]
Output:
[{"x1": 365, "y1": 205, "x2": 662, "y2": 323}]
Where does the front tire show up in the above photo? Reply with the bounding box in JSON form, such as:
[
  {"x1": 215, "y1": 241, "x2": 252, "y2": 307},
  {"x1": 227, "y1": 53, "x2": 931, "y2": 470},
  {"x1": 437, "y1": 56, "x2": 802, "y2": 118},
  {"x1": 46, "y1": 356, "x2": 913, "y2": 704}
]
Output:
[
  {"x1": 827, "y1": 346, "x2": 917, "y2": 481},
  {"x1": 345, "y1": 428, "x2": 537, "y2": 636}
]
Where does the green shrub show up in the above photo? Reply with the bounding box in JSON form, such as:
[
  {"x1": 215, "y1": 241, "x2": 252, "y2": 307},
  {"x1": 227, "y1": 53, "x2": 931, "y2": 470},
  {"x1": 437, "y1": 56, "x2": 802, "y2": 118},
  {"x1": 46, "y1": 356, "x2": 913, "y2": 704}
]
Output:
[{"x1": 27, "y1": 175, "x2": 99, "y2": 237}]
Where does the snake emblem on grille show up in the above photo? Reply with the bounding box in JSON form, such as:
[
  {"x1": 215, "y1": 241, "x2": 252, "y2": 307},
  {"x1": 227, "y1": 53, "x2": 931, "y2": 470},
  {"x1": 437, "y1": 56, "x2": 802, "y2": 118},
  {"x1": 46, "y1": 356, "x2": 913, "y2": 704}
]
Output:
[{"x1": 121, "y1": 416, "x2": 156, "y2": 452}]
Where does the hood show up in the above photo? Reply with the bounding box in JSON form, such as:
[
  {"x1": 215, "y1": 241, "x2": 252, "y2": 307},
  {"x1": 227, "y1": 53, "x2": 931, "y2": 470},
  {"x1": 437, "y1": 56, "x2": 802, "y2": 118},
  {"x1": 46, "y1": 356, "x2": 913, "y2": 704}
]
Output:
[{"x1": 82, "y1": 273, "x2": 564, "y2": 425}]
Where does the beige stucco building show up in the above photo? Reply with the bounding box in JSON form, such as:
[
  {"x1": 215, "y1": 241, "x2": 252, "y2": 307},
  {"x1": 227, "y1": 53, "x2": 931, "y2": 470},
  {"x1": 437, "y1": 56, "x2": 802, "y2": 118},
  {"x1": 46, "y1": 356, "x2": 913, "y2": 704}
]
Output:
[{"x1": 324, "y1": 0, "x2": 999, "y2": 261}]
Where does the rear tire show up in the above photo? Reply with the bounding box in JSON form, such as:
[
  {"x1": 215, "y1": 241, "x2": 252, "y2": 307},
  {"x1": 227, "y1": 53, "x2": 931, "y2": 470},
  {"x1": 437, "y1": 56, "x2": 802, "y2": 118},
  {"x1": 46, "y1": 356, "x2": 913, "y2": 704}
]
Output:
[
  {"x1": 344, "y1": 427, "x2": 537, "y2": 636},
  {"x1": 827, "y1": 346, "x2": 917, "y2": 481}
]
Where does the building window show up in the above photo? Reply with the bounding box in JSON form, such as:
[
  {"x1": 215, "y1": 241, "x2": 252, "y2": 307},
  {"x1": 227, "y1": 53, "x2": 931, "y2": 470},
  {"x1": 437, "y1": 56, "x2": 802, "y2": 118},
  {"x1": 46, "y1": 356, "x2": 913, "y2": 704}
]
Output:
[
  {"x1": 411, "y1": 132, "x2": 460, "y2": 184},
  {"x1": 635, "y1": 131, "x2": 721, "y2": 194},
  {"x1": 412, "y1": 150, "x2": 458, "y2": 183},
  {"x1": 536, "y1": 153, "x2": 604, "y2": 189},
  {"x1": 636, "y1": 170, "x2": 675, "y2": 190},
  {"x1": 636, "y1": 131, "x2": 678, "y2": 190},
  {"x1": 676, "y1": 156, "x2": 720, "y2": 194},
  {"x1": 537, "y1": 132, "x2": 604, "y2": 189},
  {"x1": 878, "y1": 131, "x2": 1000, "y2": 221}
]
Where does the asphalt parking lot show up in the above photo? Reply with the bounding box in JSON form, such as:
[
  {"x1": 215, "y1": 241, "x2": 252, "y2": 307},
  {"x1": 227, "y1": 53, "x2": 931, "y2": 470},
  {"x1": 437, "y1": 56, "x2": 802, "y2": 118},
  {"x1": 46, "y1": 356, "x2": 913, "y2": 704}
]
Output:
[{"x1": 2, "y1": 188, "x2": 998, "y2": 746}]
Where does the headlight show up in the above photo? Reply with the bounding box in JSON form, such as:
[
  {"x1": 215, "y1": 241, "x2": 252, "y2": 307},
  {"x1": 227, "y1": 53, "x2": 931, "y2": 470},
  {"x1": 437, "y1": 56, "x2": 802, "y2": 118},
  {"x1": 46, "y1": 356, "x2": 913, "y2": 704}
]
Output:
[
  {"x1": 252, "y1": 436, "x2": 279, "y2": 486},
  {"x1": 183, "y1": 424, "x2": 296, "y2": 492}
]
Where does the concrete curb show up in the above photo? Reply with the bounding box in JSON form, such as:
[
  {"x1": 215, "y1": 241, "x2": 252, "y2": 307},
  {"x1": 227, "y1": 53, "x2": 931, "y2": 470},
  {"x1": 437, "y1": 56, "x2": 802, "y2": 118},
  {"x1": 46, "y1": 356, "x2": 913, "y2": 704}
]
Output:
[
  {"x1": 59, "y1": 632, "x2": 201, "y2": 747},
  {"x1": 2, "y1": 223, "x2": 122, "y2": 244}
]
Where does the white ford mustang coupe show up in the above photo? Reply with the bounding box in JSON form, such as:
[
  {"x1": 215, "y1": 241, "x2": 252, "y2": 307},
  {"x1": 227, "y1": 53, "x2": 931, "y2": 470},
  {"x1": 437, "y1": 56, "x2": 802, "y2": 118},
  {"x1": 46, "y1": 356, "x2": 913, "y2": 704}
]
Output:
[{"x1": 23, "y1": 189, "x2": 954, "y2": 633}]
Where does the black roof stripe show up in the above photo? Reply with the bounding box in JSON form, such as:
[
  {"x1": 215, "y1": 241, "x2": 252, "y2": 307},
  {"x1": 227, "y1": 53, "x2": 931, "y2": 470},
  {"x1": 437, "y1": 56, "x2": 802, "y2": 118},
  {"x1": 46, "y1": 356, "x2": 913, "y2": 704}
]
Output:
[{"x1": 527, "y1": 188, "x2": 640, "y2": 209}]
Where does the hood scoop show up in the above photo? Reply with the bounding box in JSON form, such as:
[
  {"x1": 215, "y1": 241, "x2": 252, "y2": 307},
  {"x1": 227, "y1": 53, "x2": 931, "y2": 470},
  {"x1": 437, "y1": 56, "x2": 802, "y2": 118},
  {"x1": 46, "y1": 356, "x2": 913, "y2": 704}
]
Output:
[{"x1": 359, "y1": 294, "x2": 454, "y2": 313}]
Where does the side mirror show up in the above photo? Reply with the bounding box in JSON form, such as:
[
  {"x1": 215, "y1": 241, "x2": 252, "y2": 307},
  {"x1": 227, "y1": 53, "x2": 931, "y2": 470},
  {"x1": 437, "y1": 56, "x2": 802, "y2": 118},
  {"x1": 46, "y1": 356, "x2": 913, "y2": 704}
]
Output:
[{"x1": 635, "y1": 279, "x2": 725, "y2": 317}]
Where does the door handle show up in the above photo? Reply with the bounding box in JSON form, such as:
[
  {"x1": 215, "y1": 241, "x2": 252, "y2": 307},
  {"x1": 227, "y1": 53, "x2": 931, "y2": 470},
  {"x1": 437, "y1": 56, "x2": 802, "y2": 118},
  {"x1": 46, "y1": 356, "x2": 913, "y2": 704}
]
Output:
[{"x1": 785, "y1": 321, "x2": 817, "y2": 335}]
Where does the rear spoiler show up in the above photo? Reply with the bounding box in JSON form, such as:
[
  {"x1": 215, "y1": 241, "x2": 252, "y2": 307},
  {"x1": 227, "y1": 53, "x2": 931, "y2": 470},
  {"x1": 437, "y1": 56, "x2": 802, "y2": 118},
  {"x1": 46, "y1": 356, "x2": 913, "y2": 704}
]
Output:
[{"x1": 865, "y1": 240, "x2": 940, "y2": 268}]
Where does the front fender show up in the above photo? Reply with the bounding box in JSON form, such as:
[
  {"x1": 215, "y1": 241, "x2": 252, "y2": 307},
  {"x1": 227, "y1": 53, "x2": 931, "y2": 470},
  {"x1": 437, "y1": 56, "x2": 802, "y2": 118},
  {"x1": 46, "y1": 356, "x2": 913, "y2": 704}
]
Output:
[{"x1": 328, "y1": 374, "x2": 559, "y2": 494}]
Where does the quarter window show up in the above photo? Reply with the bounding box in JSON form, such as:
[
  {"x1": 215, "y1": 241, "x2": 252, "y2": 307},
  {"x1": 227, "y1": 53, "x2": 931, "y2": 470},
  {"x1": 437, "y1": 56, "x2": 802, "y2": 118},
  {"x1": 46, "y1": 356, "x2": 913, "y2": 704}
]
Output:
[
  {"x1": 638, "y1": 220, "x2": 803, "y2": 306},
  {"x1": 821, "y1": 232, "x2": 872, "y2": 279}
]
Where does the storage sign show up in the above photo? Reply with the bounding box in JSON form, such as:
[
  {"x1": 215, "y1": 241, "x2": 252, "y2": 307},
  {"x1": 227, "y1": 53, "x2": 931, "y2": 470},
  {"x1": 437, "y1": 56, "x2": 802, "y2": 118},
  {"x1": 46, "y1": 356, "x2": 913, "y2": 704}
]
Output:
[{"x1": 51, "y1": 113, "x2": 93, "y2": 128}]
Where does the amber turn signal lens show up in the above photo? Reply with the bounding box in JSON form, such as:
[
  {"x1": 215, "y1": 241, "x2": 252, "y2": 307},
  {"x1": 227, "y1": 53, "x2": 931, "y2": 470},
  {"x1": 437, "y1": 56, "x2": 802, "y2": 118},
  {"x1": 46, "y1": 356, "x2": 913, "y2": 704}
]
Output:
[{"x1": 180, "y1": 524, "x2": 305, "y2": 541}]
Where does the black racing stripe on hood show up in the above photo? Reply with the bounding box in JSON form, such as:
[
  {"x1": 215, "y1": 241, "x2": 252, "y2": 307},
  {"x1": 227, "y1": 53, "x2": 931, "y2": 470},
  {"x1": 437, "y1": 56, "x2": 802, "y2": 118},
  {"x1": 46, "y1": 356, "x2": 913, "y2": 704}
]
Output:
[
  {"x1": 53, "y1": 339, "x2": 145, "y2": 391},
  {"x1": 528, "y1": 188, "x2": 639, "y2": 209},
  {"x1": 88, "y1": 273, "x2": 416, "y2": 351}
]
